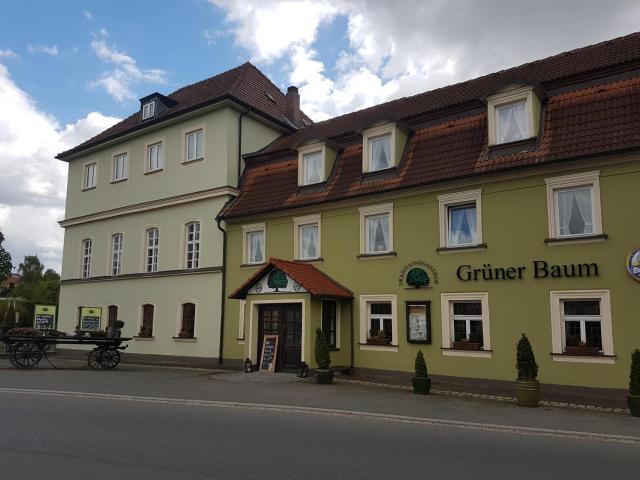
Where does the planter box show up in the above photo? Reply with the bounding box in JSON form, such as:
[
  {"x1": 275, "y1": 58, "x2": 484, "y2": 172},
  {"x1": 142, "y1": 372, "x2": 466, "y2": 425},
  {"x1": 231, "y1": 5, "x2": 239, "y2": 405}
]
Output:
[
  {"x1": 366, "y1": 338, "x2": 391, "y2": 346},
  {"x1": 452, "y1": 341, "x2": 481, "y2": 351},
  {"x1": 564, "y1": 346, "x2": 600, "y2": 356}
]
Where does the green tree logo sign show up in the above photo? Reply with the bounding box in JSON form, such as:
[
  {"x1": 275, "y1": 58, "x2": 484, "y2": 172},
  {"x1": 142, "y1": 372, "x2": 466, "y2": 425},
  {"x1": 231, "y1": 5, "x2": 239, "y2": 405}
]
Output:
[
  {"x1": 267, "y1": 269, "x2": 288, "y2": 292},
  {"x1": 406, "y1": 268, "x2": 429, "y2": 288}
]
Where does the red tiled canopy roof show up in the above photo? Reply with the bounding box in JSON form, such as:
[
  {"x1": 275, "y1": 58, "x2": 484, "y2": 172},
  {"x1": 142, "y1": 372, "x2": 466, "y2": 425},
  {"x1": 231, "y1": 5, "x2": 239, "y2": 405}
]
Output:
[
  {"x1": 221, "y1": 33, "x2": 640, "y2": 220},
  {"x1": 57, "y1": 62, "x2": 312, "y2": 159},
  {"x1": 229, "y1": 258, "x2": 353, "y2": 300}
]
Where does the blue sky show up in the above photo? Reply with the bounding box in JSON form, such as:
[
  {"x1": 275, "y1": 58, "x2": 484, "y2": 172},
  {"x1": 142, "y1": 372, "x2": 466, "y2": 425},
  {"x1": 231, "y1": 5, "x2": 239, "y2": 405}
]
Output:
[{"x1": 0, "y1": 0, "x2": 638, "y2": 272}]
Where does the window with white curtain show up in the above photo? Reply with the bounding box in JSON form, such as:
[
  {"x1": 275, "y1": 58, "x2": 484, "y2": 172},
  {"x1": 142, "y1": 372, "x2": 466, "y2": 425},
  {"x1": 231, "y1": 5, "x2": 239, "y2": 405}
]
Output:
[
  {"x1": 448, "y1": 203, "x2": 478, "y2": 247},
  {"x1": 147, "y1": 142, "x2": 163, "y2": 172},
  {"x1": 556, "y1": 187, "x2": 593, "y2": 237},
  {"x1": 112, "y1": 153, "x2": 128, "y2": 181},
  {"x1": 368, "y1": 134, "x2": 392, "y2": 171},
  {"x1": 83, "y1": 163, "x2": 97, "y2": 189},
  {"x1": 244, "y1": 226, "x2": 265, "y2": 265},
  {"x1": 496, "y1": 100, "x2": 528, "y2": 144},
  {"x1": 111, "y1": 233, "x2": 123, "y2": 276},
  {"x1": 302, "y1": 151, "x2": 323, "y2": 185},
  {"x1": 366, "y1": 213, "x2": 390, "y2": 253},
  {"x1": 185, "y1": 129, "x2": 204, "y2": 162},
  {"x1": 81, "y1": 239, "x2": 92, "y2": 278},
  {"x1": 185, "y1": 222, "x2": 200, "y2": 269},
  {"x1": 299, "y1": 224, "x2": 319, "y2": 259},
  {"x1": 145, "y1": 228, "x2": 159, "y2": 272}
]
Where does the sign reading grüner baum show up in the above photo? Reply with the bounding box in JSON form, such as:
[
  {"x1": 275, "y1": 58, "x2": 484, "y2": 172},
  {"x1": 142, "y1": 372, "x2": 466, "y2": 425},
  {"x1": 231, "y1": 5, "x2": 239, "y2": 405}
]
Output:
[{"x1": 457, "y1": 260, "x2": 599, "y2": 281}]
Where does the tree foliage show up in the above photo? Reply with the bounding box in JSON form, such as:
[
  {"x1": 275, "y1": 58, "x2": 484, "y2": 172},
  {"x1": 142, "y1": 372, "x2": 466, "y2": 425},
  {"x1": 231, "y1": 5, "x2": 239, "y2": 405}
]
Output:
[
  {"x1": 0, "y1": 228, "x2": 12, "y2": 283},
  {"x1": 314, "y1": 327, "x2": 331, "y2": 370},
  {"x1": 407, "y1": 268, "x2": 429, "y2": 288},
  {"x1": 516, "y1": 334, "x2": 538, "y2": 381},
  {"x1": 267, "y1": 269, "x2": 288, "y2": 291},
  {"x1": 630, "y1": 349, "x2": 640, "y2": 396},
  {"x1": 415, "y1": 350, "x2": 429, "y2": 378},
  {"x1": 10, "y1": 255, "x2": 60, "y2": 306}
]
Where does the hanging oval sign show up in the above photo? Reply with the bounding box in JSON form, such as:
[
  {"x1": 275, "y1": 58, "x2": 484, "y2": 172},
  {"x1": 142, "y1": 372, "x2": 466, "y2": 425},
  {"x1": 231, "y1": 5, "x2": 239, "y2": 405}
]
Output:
[{"x1": 627, "y1": 248, "x2": 640, "y2": 282}]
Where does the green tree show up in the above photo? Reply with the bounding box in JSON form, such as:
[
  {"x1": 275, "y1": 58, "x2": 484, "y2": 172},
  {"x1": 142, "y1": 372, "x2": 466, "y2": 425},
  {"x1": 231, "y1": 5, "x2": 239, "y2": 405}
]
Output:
[
  {"x1": 0, "y1": 228, "x2": 12, "y2": 283},
  {"x1": 267, "y1": 269, "x2": 288, "y2": 291},
  {"x1": 407, "y1": 268, "x2": 429, "y2": 288},
  {"x1": 314, "y1": 328, "x2": 331, "y2": 370},
  {"x1": 415, "y1": 350, "x2": 429, "y2": 378},
  {"x1": 516, "y1": 333, "x2": 538, "y2": 381},
  {"x1": 18, "y1": 256, "x2": 45, "y2": 284},
  {"x1": 10, "y1": 256, "x2": 60, "y2": 307}
]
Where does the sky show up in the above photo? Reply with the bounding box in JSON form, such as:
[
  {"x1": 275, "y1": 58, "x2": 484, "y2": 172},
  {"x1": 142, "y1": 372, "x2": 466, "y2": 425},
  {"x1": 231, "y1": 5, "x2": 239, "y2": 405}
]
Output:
[{"x1": 0, "y1": 0, "x2": 639, "y2": 273}]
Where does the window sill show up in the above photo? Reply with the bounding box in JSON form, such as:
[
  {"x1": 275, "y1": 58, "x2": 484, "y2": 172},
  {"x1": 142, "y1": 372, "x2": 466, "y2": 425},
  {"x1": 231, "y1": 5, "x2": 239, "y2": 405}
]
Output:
[
  {"x1": 359, "y1": 343, "x2": 399, "y2": 352},
  {"x1": 544, "y1": 234, "x2": 608, "y2": 245},
  {"x1": 172, "y1": 337, "x2": 197, "y2": 342},
  {"x1": 441, "y1": 348, "x2": 492, "y2": 358},
  {"x1": 357, "y1": 251, "x2": 397, "y2": 260},
  {"x1": 133, "y1": 336, "x2": 154, "y2": 341},
  {"x1": 182, "y1": 157, "x2": 204, "y2": 165},
  {"x1": 110, "y1": 178, "x2": 128, "y2": 185},
  {"x1": 81, "y1": 187, "x2": 96, "y2": 192},
  {"x1": 144, "y1": 169, "x2": 164, "y2": 176},
  {"x1": 551, "y1": 353, "x2": 615, "y2": 364},
  {"x1": 241, "y1": 262, "x2": 266, "y2": 269},
  {"x1": 487, "y1": 136, "x2": 538, "y2": 158},
  {"x1": 437, "y1": 244, "x2": 487, "y2": 254},
  {"x1": 294, "y1": 257, "x2": 324, "y2": 264}
]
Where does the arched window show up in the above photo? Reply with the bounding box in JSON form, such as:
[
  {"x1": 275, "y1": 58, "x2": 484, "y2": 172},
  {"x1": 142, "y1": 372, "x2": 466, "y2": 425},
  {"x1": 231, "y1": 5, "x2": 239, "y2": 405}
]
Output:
[
  {"x1": 81, "y1": 238, "x2": 92, "y2": 278},
  {"x1": 185, "y1": 222, "x2": 200, "y2": 269},
  {"x1": 179, "y1": 303, "x2": 196, "y2": 338},
  {"x1": 111, "y1": 233, "x2": 123, "y2": 276},
  {"x1": 140, "y1": 304, "x2": 154, "y2": 337},
  {"x1": 145, "y1": 228, "x2": 159, "y2": 272}
]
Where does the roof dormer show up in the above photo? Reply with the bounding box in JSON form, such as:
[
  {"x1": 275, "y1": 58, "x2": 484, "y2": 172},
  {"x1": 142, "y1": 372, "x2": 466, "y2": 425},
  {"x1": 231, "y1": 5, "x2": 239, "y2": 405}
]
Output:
[
  {"x1": 139, "y1": 92, "x2": 177, "y2": 122},
  {"x1": 297, "y1": 139, "x2": 338, "y2": 187},
  {"x1": 360, "y1": 121, "x2": 409, "y2": 174}
]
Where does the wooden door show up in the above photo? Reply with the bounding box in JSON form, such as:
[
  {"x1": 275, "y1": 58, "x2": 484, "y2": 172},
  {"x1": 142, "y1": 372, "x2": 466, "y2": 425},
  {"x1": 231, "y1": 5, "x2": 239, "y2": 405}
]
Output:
[{"x1": 258, "y1": 304, "x2": 302, "y2": 372}]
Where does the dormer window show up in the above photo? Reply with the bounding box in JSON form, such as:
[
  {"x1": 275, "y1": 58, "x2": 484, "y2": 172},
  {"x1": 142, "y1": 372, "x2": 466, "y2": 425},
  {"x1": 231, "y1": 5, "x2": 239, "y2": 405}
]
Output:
[
  {"x1": 142, "y1": 100, "x2": 156, "y2": 120},
  {"x1": 361, "y1": 122, "x2": 408, "y2": 174},
  {"x1": 487, "y1": 85, "x2": 542, "y2": 146},
  {"x1": 368, "y1": 134, "x2": 392, "y2": 171},
  {"x1": 297, "y1": 141, "x2": 337, "y2": 187},
  {"x1": 302, "y1": 151, "x2": 323, "y2": 185}
]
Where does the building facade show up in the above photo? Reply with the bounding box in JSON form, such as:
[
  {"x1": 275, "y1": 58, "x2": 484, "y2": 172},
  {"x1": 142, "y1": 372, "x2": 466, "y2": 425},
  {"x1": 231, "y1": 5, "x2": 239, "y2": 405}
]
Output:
[
  {"x1": 57, "y1": 64, "x2": 309, "y2": 360},
  {"x1": 220, "y1": 33, "x2": 640, "y2": 389}
]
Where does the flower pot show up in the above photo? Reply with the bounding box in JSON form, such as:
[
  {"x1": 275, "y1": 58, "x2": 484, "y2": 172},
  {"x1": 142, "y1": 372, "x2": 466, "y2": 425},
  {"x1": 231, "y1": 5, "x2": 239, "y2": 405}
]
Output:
[
  {"x1": 564, "y1": 346, "x2": 600, "y2": 356},
  {"x1": 452, "y1": 341, "x2": 481, "y2": 351},
  {"x1": 412, "y1": 376, "x2": 431, "y2": 394},
  {"x1": 315, "y1": 369, "x2": 334, "y2": 384},
  {"x1": 628, "y1": 395, "x2": 640, "y2": 417},
  {"x1": 516, "y1": 380, "x2": 540, "y2": 407}
]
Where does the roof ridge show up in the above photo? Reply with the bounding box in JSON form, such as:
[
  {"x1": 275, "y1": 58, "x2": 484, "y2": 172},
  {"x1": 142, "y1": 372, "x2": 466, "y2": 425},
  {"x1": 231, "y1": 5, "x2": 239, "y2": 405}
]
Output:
[{"x1": 168, "y1": 62, "x2": 252, "y2": 99}]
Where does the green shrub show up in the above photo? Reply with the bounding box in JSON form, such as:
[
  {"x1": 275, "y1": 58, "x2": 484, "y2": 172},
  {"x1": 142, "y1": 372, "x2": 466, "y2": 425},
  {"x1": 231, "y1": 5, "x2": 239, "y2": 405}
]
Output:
[
  {"x1": 516, "y1": 334, "x2": 538, "y2": 381},
  {"x1": 630, "y1": 350, "x2": 640, "y2": 396},
  {"x1": 314, "y1": 328, "x2": 331, "y2": 370},
  {"x1": 415, "y1": 350, "x2": 428, "y2": 378}
]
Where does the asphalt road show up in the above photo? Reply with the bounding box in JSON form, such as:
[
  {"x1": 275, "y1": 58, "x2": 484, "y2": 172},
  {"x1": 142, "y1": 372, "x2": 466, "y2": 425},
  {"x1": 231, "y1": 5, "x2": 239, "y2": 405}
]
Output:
[{"x1": 1, "y1": 360, "x2": 639, "y2": 479}]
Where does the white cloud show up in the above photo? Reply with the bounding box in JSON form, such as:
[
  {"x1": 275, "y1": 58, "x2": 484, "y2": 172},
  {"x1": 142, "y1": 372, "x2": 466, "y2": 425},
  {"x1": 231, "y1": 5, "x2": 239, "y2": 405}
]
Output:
[
  {"x1": 90, "y1": 32, "x2": 168, "y2": 102},
  {"x1": 83, "y1": 10, "x2": 94, "y2": 20},
  {"x1": 0, "y1": 63, "x2": 119, "y2": 272},
  {"x1": 211, "y1": 0, "x2": 640, "y2": 120},
  {"x1": 0, "y1": 48, "x2": 18, "y2": 59},
  {"x1": 27, "y1": 44, "x2": 59, "y2": 56}
]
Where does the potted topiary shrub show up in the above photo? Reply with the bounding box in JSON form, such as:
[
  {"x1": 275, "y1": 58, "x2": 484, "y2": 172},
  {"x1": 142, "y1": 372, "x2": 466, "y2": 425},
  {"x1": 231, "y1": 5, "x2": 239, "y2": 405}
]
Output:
[
  {"x1": 628, "y1": 349, "x2": 640, "y2": 417},
  {"x1": 412, "y1": 350, "x2": 431, "y2": 394},
  {"x1": 515, "y1": 333, "x2": 539, "y2": 407},
  {"x1": 314, "y1": 328, "x2": 334, "y2": 384}
]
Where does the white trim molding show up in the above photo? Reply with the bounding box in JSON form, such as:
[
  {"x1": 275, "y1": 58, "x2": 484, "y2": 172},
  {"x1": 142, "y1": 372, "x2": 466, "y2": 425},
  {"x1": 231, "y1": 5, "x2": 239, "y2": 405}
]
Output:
[
  {"x1": 242, "y1": 223, "x2": 266, "y2": 265},
  {"x1": 362, "y1": 122, "x2": 399, "y2": 173},
  {"x1": 487, "y1": 85, "x2": 540, "y2": 146},
  {"x1": 545, "y1": 171, "x2": 602, "y2": 240},
  {"x1": 293, "y1": 214, "x2": 321, "y2": 260},
  {"x1": 237, "y1": 299, "x2": 246, "y2": 341},
  {"x1": 440, "y1": 292, "x2": 491, "y2": 357},
  {"x1": 297, "y1": 142, "x2": 326, "y2": 186},
  {"x1": 181, "y1": 123, "x2": 206, "y2": 164},
  {"x1": 358, "y1": 203, "x2": 394, "y2": 255},
  {"x1": 437, "y1": 189, "x2": 483, "y2": 249},
  {"x1": 358, "y1": 294, "x2": 398, "y2": 348}
]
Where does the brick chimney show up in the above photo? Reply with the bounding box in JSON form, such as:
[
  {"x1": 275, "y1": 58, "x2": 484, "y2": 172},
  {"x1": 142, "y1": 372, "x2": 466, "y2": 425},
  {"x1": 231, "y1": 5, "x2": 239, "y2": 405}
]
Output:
[{"x1": 286, "y1": 86, "x2": 301, "y2": 126}]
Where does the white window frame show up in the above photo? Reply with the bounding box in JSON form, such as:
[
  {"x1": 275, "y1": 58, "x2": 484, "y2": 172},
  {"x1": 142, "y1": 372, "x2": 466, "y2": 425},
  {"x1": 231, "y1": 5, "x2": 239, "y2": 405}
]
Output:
[
  {"x1": 112, "y1": 152, "x2": 128, "y2": 182},
  {"x1": 184, "y1": 221, "x2": 201, "y2": 270},
  {"x1": 487, "y1": 86, "x2": 538, "y2": 146},
  {"x1": 142, "y1": 100, "x2": 156, "y2": 120},
  {"x1": 545, "y1": 171, "x2": 602, "y2": 241},
  {"x1": 437, "y1": 189, "x2": 482, "y2": 249},
  {"x1": 242, "y1": 223, "x2": 266, "y2": 265},
  {"x1": 361, "y1": 123, "x2": 397, "y2": 173},
  {"x1": 111, "y1": 233, "x2": 123, "y2": 276},
  {"x1": 440, "y1": 292, "x2": 491, "y2": 357},
  {"x1": 293, "y1": 214, "x2": 321, "y2": 260},
  {"x1": 145, "y1": 227, "x2": 160, "y2": 273},
  {"x1": 237, "y1": 299, "x2": 246, "y2": 342},
  {"x1": 182, "y1": 125, "x2": 206, "y2": 163},
  {"x1": 146, "y1": 140, "x2": 164, "y2": 173},
  {"x1": 297, "y1": 143, "x2": 326, "y2": 186},
  {"x1": 83, "y1": 162, "x2": 97, "y2": 190},
  {"x1": 359, "y1": 294, "x2": 398, "y2": 351},
  {"x1": 549, "y1": 290, "x2": 614, "y2": 363},
  {"x1": 358, "y1": 203, "x2": 393, "y2": 255},
  {"x1": 81, "y1": 238, "x2": 92, "y2": 278}
]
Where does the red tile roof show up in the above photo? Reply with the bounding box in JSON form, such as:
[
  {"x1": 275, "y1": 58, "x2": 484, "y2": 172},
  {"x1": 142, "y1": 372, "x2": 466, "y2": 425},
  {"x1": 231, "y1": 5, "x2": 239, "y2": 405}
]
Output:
[
  {"x1": 57, "y1": 62, "x2": 312, "y2": 159},
  {"x1": 229, "y1": 258, "x2": 353, "y2": 299},
  {"x1": 221, "y1": 33, "x2": 640, "y2": 220}
]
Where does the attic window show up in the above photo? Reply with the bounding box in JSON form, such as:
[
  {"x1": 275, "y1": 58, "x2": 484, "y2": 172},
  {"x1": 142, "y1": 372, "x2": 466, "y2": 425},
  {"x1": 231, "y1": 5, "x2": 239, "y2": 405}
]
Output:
[
  {"x1": 487, "y1": 86, "x2": 541, "y2": 146},
  {"x1": 142, "y1": 100, "x2": 156, "y2": 120},
  {"x1": 297, "y1": 141, "x2": 336, "y2": 187},
  {"x1": 361, "y1": 122, "x2": 407, "y2": 174}
]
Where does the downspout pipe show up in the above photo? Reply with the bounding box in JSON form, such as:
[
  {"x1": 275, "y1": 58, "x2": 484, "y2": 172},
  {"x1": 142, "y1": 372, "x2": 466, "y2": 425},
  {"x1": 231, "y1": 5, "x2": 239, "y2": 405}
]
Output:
[{"x1": 216, "y1": 216, "x2": 228, "y2": 365}]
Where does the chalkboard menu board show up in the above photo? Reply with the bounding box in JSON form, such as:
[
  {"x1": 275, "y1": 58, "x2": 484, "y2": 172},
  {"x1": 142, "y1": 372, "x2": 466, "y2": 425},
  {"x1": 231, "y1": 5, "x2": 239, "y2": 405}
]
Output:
[
  {"x1": 260, "y1": 335, "x2": 279, "y2": 373},
  {"x1": 34, "y1": 304, "x2": 56, "y2": 330},
  {"x1": 79, "y1": 307, "x2": 102, "y2": 332}
]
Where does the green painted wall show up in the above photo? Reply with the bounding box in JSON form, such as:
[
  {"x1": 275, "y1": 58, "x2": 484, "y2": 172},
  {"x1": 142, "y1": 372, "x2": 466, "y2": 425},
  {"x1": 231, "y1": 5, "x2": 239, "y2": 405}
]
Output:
[{"x1": 224, "y1": 159, "x2": 640, "y2": 388}]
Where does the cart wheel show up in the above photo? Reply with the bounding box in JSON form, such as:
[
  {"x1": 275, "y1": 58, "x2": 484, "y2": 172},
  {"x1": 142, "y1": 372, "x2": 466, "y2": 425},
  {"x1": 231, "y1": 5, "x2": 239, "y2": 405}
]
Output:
[
  {"x1": 10, "y1": 342, "x2": 43, "y2": 369},
  {"x1": 87, "y1": 348, "x2": 102, "y2": 369},
  {"x1": 98, "y1": 348, "x2": 120, "y2": 369}
]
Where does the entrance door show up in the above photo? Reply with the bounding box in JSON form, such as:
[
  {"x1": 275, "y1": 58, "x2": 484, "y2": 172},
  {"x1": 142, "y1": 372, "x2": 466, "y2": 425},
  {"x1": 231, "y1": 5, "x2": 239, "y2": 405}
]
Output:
[{"x1": 258, "y1": 304, "x2": 302, "y2": 372}]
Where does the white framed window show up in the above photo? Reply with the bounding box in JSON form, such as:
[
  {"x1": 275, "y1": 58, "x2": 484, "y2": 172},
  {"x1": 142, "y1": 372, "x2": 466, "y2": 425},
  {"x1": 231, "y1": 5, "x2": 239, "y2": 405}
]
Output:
[
  {"x1": 111, "y1": 233, "x2": 123, "y2": 276},
  {"x1": 297, "y1": 142, "x2": 336, "y2": 186},
  {"x1": 185, "y1": 222, "x2": 200, "y2": 269},
  {"x1": 302, "y1": 151, "x2": 323, "y2": 185},
  {"x1": 359, "y1": 204, "x2": 393, "y2": 255},
  {"x1": 81, "y1": 238, "x2": 92, "y2": 278},
  {"x1": 359, "y1": 294, "x2": 398, "y2": 350},
  {"x1": 438, "y1": 190, "x2": 482, "y2": 249},
  {"x1": 441, "y1": 292, "x2": 491, "y2": 357},
  {"x1": 185, "y1": 128, "x2": 204, "y2": 162},
  {"x1": 242, "y1": 223, "x2": 265, "y2": 265},
  {"x1": 293, "y1": 214, "x2": 321, "y2": 260},
  {"x1": 361, "y1": 123, "x2": 404, "y2": 173},
  {"x1": 487, "y1": 86, "x2": 540, "y2": 146},
  {"x1": 545, "y1": 171, "x2": 602, "y2": 240},
  {"x1": 368, "y1": 134, "x2": 392, "y2": 171},
  {"x1": 112, "y1": 153, "x2": 128, "y2": 182},
  {"x1": 145, "y1": 228, "x2": 159, "y2": 273},
  {"x1": 142, "y1": 100, "x2": 155, "y2": 120},
  {"x1": 549, "y1": 290, "x2": 614, "y2": 363},
  {"x1": 147, "y1": 142, "x2": 163, "y2": 172},
  {"x1": 83, "y1": 163, "x2": 97, "y2": 190}
]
